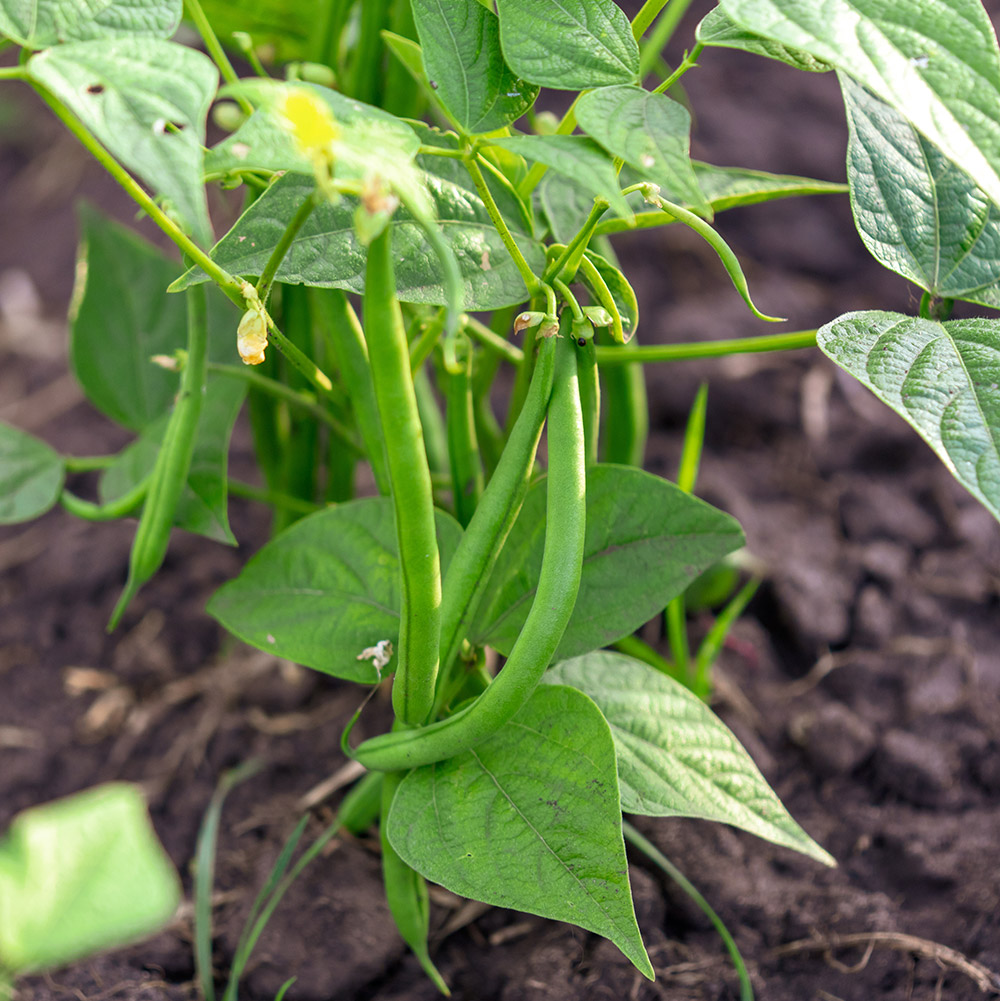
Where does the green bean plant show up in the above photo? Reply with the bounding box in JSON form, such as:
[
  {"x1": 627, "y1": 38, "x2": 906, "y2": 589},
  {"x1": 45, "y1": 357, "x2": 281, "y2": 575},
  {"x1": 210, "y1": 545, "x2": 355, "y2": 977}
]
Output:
[{"x1": 3, "y1": 0, "x2": 1000, "y2": 994}]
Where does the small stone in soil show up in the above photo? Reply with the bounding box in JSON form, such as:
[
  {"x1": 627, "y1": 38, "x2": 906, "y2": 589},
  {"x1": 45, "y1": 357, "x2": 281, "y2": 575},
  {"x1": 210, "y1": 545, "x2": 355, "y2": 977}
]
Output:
[
  {"x1": 874, "y1": 728, "x2": 959, "y2": 807},
  {"x1": 788, "y1": 702, "x2": 877, "y2": 776}
]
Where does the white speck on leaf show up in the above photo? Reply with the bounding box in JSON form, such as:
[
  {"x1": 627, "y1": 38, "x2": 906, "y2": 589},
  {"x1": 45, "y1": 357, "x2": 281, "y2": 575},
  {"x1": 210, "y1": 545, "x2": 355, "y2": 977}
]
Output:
[
  {"x1": 481, "y1": 249, "x2": 491, "y2": 271},
  {"x1": 911, "y1": 55, "x2": 930, "y2": 69},
  {"x1": 640, "y1": 153, "x2": 655, "y2": 168},
  {"x1": 266, "y1": 634, "x2": 276, "y2": 644},
  {"x1": 232, "y1": 142, "x2": 251, "y2": 159}
]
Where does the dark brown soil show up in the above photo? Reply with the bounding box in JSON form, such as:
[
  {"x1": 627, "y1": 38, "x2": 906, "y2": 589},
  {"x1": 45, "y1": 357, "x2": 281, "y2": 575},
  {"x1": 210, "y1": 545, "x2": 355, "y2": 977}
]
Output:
[{"x1": 3, "y1": 4, "x2": 1000, "y2": 1000}]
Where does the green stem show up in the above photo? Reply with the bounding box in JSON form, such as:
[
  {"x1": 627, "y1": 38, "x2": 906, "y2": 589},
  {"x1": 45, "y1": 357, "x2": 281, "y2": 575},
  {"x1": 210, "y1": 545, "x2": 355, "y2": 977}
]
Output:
[
  {"x1": 256, "y1": 193, "x2": 318, "y2": 302},
  {"x1": 227, "y1": 478, "x2": 322, "y2": 515},
  {"x1": 546, "y1": 199, "x2": 608, "y2": 282},
  {"x1": 409, "y1": 309, "x2": 445, "y2": 373},
  {"x1": 639, "y1": 0, "x2": 696, "y2": 78},
  {"x1": 611, "y1": 635, "x2": 677, "y2": 677},
  {"x1": 462, "y1": 315, "x2": 523, "y2": 366},
  {"x1": 63, "y1": 454, "x2": 116, "y2": 472},
  {"x1": 59, "y1": 475, "x2": 151, "y2": 521},
  {"x1": 264, "y1": 316, "x2": 336, "y2": 396},
  {"x1": 183, "y1": 0, "x2": 253, "y2": 113},
  {"x1": 465, "y1": 157, "x2": 540, "y2": 297},
  {"x1": 652, "y1": 42, "x2": 704, "y2": 94},
  {"x1": 632, "y1": 0, "x2": 672, "y2": 39},
  {"x1": 29, "y1": 82, "x2": 245, "y2": 309},
  {"x1": 595, "y1": 330, "x2": 817, "y2": 365},
  {"x1": 0, "y1": 65, "x2": 26, "y2": 81},
  {"x1": 365, "y1": 225, "x2": 443, "y2": 727},
  {"x1": 623, "y1": 822, "x2": 754, "y2": 1001},
  {"x1": 207, "y1": 361, "x2": 362, "y2": 453}
]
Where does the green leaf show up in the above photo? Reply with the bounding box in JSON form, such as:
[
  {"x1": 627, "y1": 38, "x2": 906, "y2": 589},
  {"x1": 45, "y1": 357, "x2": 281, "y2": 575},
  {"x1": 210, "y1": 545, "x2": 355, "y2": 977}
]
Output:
[
  {"x1": 696, "y1": 7, "x2": 831, "y2": 73},
  {"x1": 411, "y1": 0, "x2": 538, "y2": 134},
  {"x1": 28, "y1": 40, "x2": 215, "y2": 247},
  {"x1": 386, "y1": 684, "x2": 653, "y2": 979},
  {"x1": 841, "y1": 74, "x2": 1000, "y2": 309},
  {"x1": 537, "y1": 170, "x2": 597, "y2": 243},
  {"x1": 99, "y1": 377, "x2": 246, "y2": 544},
  {"x1": 486, "y1": 134, "x2": 632, "y2": 222},
  {"x1": 0, "y1": 784, "x2": 180, "y2": 975},
  {"x1": 0, "y1": 0, "x2": 180, "y2": 48},
  {"x1": 717, "y1": 0, "x2": 1000, "y2": 211},
  {"x1": 176, "y1": 171, "x2": 543, "y2": 310},
  {"x1": 194, "y1": 0, "x2": 316, "y2": 63},
  {"x1": 207, "y1": 497, "x2": 464, "y2": 681},
  {"x1": 545, "y1": 653, "x2": 835, "y2": 865},
  {"x1": 818, "y1": 310, "x2": 1000, "y2": 522},
  {"x1": 576, "y1": 85, "x2": 707, "y2": 214},
  {"x1": 0, "y1": 422, "x2": 64, "y2": 525},
  {"x1": 473, "y1": 464, "x2": 744, "y2": 660},
  {"x1": 692, "y1": 162, "x2": 848, "y2": 211},
  {"x1": 496, "y1": 0, "x2": 639, "y2": 90}
]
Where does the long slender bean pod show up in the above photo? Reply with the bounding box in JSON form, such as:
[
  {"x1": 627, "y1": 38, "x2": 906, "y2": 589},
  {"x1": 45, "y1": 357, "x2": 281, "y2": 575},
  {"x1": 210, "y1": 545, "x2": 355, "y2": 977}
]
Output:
[
  {"x1": 574, "y1": 325, "x2": 600, "y2": 466},
  {"x1": 445, "y1": 337, "x2": 484, "y2": 527},
  {"x1": 436, "y1": 336, "x2": 556, "y2": 691},
  {"x1": 108, "y1": 284, "x2": 208, "y2": 629},
  {"x1": 364, "y1": 226, "x2": 443, "y2": 727},
  {"x1": 354, "y1": 334, "x2": 585, "y2": 771},
  {"x1": 380, "y1": 773, "x2": 450, "y2": 994}
]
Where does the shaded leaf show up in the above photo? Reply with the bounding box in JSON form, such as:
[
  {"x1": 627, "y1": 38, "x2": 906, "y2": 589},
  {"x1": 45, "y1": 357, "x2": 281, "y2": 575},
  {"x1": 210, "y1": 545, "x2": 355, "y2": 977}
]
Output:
[
  {"x1": 496, "y1": 0, "x2": 638, "y2": 90},
  {"x1": 842, "y1": 73, "x2": 1000, "y2": 308},
  {"x1": 473, "y1": 464, "x2": 744, "y2": 660},
  {"x1": 545, "y1": 653, "x2": 835, "y2": 864},
  {"x1": 0, "y1": 784, "x2": 180, "y2": 975},
  {"x1": 696, "y1": 7, "x2": 831, "y2": 72},
  {"x1": 718, "y1": 0, "x2": 1000, "y2": 211},
  {"x1": 0, "y1": 0, "x2": 180, "y2": 48},
  {"x1": 0, "y1": 422, "x2": 64, "y2": 525},
  {"x1": 818, "y1": 310, "x2": 1000, "y2": 522},
  {"x1": 28, "y1": 40, "x2": 215, "y2": 246},
  {"x1": 387, "y1": 684, "x2": 653, "y2": 979},
  {"x1": 411, "y1": 0, "x2": 538, "y2": 133},
  {"x1": 208, "y1": 498, "x2": 463, "y2": 681}
]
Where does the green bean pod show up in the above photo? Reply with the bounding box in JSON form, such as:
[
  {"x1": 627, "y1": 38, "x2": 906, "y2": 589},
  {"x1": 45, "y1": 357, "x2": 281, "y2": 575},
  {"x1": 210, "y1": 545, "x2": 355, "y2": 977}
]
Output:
[
  {"x1": 380, "y1": 772, "x2": 449, "y2": 994},
  {"x1": 354, "y1": 333, "x2": 585, "y2": 771},
  {"x1": 574, "y1": 322, "x2": 600, "y2": 466},
  {"x1": 364, "y1": 225, "x2": 443, "y2": 727},
  {"x1": 108, "y1": 284, "x2": 208, "y2": 629},
  {"x1": 444, "y1": 336, "x2": 484, "y2": 527}
]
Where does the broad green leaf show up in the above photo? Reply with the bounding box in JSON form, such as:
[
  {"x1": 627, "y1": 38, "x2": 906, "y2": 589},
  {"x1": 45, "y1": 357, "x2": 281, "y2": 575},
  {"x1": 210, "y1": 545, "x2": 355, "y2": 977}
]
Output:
[
  {"x1": 496, "y1": 0, "x2": 639, "y2": 90},
  {"x1": 411, "y1": 0, "x2": 538, "y2": 133},
  {"x1": 696, "y1": 7, "x2": 831, "y2": 73},
  {"x1": 473, "y1": 464, "x2": 744, "y2": 660},
  {"x1": 387, "y1": 684, "x2": 653, "y2": 979},
  {"x1": 486, "y1": 135, "x2": 632, "y2": 223},
  {"x1": 818, "y1": 311, "x2": 1000, "y2": 522},
  {"x1": 175, "y1": 171, "x2": 543, "y2": 310},
  {"x1": 382, "y1": 29, "x2": 427, "y2": 84},
  {"x1": 0, "y1": 0, "x2": 180, "y2": 48},
  {"x1": 717, "y1": 0, "x2": 1000, "y2": 211},
  {"x1": 208, "y1": 498, "x2": 464, "y2": 681},
  {"x1": 842, "y1": 74, "x2": 1000, "y2": 309},
  {"x1": 0, "y1": 422, "x2": 64, "y2": 525},
  {"x1": 28, "y1": 40, "x2": 215, "y2": 247},
  {"x1": 0, "y1": 784, "x2": 180, "y2": 975},
  {"x1": 545, "y1": 653, "x2": 835, "y2": 865},
  {"x1": 99, "y1": 377, "x2": 246, "y2": 544},
  {"x1": 692, "y1": 162, "x2": 848, "y2": 211},
  {"x1": 537, "y1": 170, "x2": 597, "y2": 243},
  {"x1": 576, "y1": 85, "x2": 707, "y2": 213}
]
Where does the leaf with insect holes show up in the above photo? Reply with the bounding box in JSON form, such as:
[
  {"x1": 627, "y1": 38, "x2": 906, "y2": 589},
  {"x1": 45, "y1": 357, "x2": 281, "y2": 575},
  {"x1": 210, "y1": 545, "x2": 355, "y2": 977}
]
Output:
[
  {"x1": 28, "y1": 40, "x2": 216, "y2": 247},
  {"x1": 98, "y1": 377, "x2": 246, "y2": 545},
  {"x1": 174, "y1": 170, "x2": 544, "y2": 310},
  {"x1": 387, "y1": 684, "x2": 654, "y2": 979},
  {"x1": 0, "y1": 0, "x2": 180, "y2": 48},
  {"x1": 841, "y1": 73, "x2": 1000, "y2": 309},
  {"x1": 473, "y1": 464, "x2": 744, "y2": 660},
  {"x1": 576, "y1": 85, "x2": 708, "y2": 214},
  {"x1": 496, "y1": 0, "x2": 638, "y2": 90},
  {"x1": 208, "y1": 498, "x2": 464, "y2": 682},
  {"x1": 0, "y1": 422, "x2": 64, "y2": 525},
  {"x1": 696, "y1": 7, "x2": 831, "y2": 73},
  {"x1": 411, "y1": 0, "x2": 538, "y2": 133},
  {"x1": 818, "y1": 310, "x2": 1000, "y2": 522},
  {"x1": 544, "y1": 652, "x2": 835, "y2": 865},
  {"x1": 0, "y1": 784, "x2": 179, "y2": 975},
  {"x1": 718, "y1": 0, "x2": 1000, "y2": 211}
]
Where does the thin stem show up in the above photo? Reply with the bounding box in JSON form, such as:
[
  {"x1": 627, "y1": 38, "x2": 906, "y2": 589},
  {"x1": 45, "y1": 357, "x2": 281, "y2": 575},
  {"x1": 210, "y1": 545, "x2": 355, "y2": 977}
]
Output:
[
  {"x1": 595, "y1": 330, "x2": 817, "y2": 365},
  {"x1": 639, "y1": 0, "x2": 696, "y2": 78},
  {"x1": 408, "y1": 309, "x2": 446, "y2": 374},
  {"x1": 207, "y1": 361, "x2": 362, "y2": 453},
  {"x1": 631, "y1": 0, "x2": 672, "y2": 39},
  {"x1": 63, "y1": 454, "x2": 116, "y2": 473},
  {"x1": 264, "y1": 315, "x2": 336, "y2": 395},
  {"x1": 463, "y1": 315, "x2": 523, "y2": 366},
  {"x1": 0, "y1": 65, "x2": 26, "y2": 81},
  {"x1": 418, "y1": 144, "x2": 466, "y2": 159},
  {"x1": 611, "y1": 635, "x2": 677, "y2": 677},
  {"x1": 256, "y1": 193, "x2": 318, "y2": 302},
  {"x1": 553, "y1": 278, "x2": 583, "y2": 322},
  {"x1": 59, "y1": 475, "x2": 151, "y2": 521},
  {"x1": 183, "y1": 0, "x2": 253, "y2": 114},
  {"x1": 227, "y1": 478, "x2": 323, "y2": 515},
  {"x1": 29, "y1": 82, "x2": 246, "y2": 310},
  {"x1": 623, "y1": 822, "x2": 754, "y2": 1001},
  {"x1": 465, "y1": 156, "x2": 540, "y2": 297},
  {"x1": 545, "y1": 199, "x2": 609, "y2": 282},
  {"x1": 652, "y1": 42, "x2": 704, "y2": 94}
]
